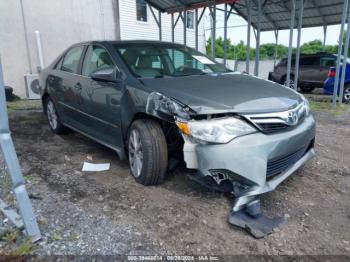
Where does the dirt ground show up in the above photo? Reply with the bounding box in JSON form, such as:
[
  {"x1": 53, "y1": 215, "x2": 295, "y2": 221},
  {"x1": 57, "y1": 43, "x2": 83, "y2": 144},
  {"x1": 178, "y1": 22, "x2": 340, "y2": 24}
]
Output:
[{"x1": 0, "y1": 106, "x2": 350, "y2": 257}]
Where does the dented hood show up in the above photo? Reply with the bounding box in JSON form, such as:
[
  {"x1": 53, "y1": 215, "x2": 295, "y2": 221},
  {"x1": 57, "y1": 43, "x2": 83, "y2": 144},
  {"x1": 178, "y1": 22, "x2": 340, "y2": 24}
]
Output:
[{"x1": 141, "y1": 73, "x2": 303, "y2": 114}]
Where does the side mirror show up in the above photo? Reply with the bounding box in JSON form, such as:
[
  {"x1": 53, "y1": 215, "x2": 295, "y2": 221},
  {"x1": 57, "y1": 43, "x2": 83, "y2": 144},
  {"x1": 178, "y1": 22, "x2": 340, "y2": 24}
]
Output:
[{"x1": 91, "y1": 67, "x2": 122, "y2": 83}]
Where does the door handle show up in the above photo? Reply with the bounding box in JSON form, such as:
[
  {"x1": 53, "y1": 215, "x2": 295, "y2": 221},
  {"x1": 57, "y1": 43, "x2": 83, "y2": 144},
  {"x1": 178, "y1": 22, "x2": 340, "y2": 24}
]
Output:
[{"x1": 74, "y1": 83, "x2": 82, "y2": 90}]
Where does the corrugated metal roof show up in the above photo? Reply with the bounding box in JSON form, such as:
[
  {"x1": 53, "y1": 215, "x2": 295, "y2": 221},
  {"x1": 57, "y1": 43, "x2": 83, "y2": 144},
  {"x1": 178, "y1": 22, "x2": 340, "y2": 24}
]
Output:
[
  {"x1": 145, "y1": 0, "x2": 238, "y2": 13},
  {"x1": 146, "y1": 0, "x2": 345, "y2": 31}
]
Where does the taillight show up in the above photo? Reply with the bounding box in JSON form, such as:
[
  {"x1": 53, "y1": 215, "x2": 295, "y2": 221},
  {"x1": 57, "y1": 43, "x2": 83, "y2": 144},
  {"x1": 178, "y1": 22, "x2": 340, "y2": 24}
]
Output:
[{"x1": 328, "y1": 69, "x2": 336, "y2": 78}]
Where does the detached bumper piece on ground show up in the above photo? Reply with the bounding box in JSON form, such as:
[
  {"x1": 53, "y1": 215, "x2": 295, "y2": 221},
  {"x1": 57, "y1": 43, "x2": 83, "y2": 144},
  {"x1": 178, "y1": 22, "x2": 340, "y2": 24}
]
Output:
[
  {"x1": 228, "y1": 200, "x2": 284, "y2": 239},
  {"x1": 189, "y1": 173, "x2": 285, "y2": 238}
]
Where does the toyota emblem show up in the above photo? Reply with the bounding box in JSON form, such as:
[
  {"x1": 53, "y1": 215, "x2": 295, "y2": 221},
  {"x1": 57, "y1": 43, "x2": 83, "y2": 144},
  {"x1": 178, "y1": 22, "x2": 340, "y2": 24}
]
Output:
[{"x1": 288, "y1": 111, "x2": 299, "y2": 125}]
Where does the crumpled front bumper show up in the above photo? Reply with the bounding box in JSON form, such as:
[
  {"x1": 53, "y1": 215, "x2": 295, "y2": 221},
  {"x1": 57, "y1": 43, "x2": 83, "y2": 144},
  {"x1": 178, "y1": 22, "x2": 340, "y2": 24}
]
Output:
[{"x1": 183, "y1": 114, "x2": 316, "y2": 211}]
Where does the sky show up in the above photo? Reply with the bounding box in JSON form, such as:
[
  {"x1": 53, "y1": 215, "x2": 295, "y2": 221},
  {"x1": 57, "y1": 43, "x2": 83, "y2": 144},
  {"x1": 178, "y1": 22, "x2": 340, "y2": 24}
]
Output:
[{"x1": 203, "y1": 6, "x2": 342, "y2": 47}]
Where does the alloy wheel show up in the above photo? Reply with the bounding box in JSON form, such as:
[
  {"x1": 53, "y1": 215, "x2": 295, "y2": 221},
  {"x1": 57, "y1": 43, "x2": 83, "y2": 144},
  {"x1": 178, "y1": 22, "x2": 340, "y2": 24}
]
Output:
[
  {"x1": 47, "y1": 100, "x2": 58, "y2": 130},
  {"x1": 128, "y1": 129, "x2": 143, "y2": 177},
  {"x1": 344, "y1": 87, "x2": 350, "y2": 103}
]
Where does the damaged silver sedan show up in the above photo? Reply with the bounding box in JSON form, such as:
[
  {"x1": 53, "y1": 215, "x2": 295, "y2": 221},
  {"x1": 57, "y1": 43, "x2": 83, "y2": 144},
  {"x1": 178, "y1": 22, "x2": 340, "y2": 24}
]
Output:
[{"x1": 40, "y1": 40, "x2": 315, "y2": 237}]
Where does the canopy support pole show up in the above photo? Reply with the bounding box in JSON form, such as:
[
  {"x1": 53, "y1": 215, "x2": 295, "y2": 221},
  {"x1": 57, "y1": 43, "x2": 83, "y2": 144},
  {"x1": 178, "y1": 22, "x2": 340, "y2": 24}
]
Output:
[
  {"x1": 323, "y1": 25, "x2": 327, "y2": 50},
  {"x1": 294, "y1": 0, "x2": 304, "y2": 91},
  {"x1": 254, "y1": 0, "x2": 262, "y2": 77},
  {"x1": 172, "y1": 12, "x2": 182, "y2": 43},
  {"x1": 246, "y1": 0, "x2": 252, "y2": 74},
  {"x1": 333, "y1": 0, "x2": 349, "y2": 107},
  {"x1": 273, "y1": 30, "x2": 279, "y2": 67},
  {"x1": 171, "y1": 13, "x2": 175, "y2": 42},
  {"x1": 195, "y1": 9, "x2": 199, "y2": 50},
  {"x1": 183, "y1": 11, "x2": 187, "y2": 45},
  {"x1": 339, "y1": 7, "x2": 350, "y2": 104},
  {"x1": 223, "y1": 4, "x2": 234, "y2": 66},
  {"x1": 286, "y1": 0, "x2": 296, "y2": 88},
  {"x1": 158, "y1": 10, "x2": 162, "y2": 41},
  {"x1": 0, "y1": 58, "x2": 41, "y2": 242},
  {"x1": 149, "y1": 6, "x2": 162, "y2": 41},
  {"x1": 224, "y1": 3, "x2": 228, "y2": 66},
  {"x1": 209, "y1": 5, "x2": 216, "y2": 59},
  {"x1": 194, "y1": 7, "x2": 206, "y2": 51}
]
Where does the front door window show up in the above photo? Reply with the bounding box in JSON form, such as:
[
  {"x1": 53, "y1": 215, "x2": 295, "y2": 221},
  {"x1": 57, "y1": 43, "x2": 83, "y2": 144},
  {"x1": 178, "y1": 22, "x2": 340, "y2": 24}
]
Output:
[{"x1": 82, "y1": 46, "x2": 114, "y2": 77}]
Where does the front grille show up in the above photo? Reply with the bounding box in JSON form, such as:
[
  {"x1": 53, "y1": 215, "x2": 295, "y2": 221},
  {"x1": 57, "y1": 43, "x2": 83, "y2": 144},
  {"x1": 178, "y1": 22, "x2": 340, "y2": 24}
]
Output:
[
  {"x1": 256, "y1": 122, "x2": 290, "y2": 133},
  {"x1": 243, "y1": 103, "x2": 307, "y2": 134},
  {"x1": 266, "y1": 141, "x2": 313, "y2": 179}
]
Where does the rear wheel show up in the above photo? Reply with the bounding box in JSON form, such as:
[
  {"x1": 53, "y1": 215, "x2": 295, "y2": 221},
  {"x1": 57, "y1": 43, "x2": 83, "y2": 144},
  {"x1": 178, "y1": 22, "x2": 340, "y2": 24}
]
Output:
[
  {"x1": 343, "y1": 84, "x2": 350, "y2": 103},
  {"x1": 45, "y1": 97, "x2": 69, "y2": 134},
  {"x1": 128, "y1": 119, "x2": 168, "y2": 185}
]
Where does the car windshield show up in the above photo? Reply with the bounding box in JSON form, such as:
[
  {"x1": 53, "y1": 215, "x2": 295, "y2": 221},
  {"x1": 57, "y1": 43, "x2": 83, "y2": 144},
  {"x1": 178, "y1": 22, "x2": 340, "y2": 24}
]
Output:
[{"x1": 114, "y1": 44, "x2": 228, "y2": 78}]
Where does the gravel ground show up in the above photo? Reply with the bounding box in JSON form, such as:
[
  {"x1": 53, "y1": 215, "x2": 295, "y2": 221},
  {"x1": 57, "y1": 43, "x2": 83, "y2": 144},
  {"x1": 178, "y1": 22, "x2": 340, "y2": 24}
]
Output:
[{"x1": 0, "y1": 108, "x2": 349, "y2": 258}]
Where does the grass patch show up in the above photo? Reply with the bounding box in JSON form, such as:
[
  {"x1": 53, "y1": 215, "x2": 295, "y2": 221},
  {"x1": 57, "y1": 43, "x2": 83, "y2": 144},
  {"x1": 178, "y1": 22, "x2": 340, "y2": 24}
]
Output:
[
  {"x1": 7, "y1": 99, "x2": 41, "y2": 113},
  {"x1": 52, "y1": 232, "x2": 62, "y2": 241},
  {"x1": 13, "y1": 238, "x2": 35, "y2": 256},
  {"x1": 309, "y1": 101, "x2": 350, "y2": 116},
  {"x1": 0, "y1": 233, "x2": 35, "y2": 257},
  {"x1": 1, "y1": 231, "x2": 19, "y2": 243}
]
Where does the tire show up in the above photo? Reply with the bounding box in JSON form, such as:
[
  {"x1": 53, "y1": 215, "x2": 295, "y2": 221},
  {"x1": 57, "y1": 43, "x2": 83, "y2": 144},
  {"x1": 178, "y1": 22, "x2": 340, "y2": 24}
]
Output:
[
  {"x1": 44, "y1": 97, "x2": 69, "y2": 134},
  {"x1": 300, "y1": 86, "x2": 315, "y2": 93},
  {"x1": 127, "y1": 119, "x2": 168, "y2": 185},
  {"x1": 343, "y1": 84, "x2": 350, "y2": 104},
  {"x1": 281, "y1": 75, "x2": 295, "y2": 89}
]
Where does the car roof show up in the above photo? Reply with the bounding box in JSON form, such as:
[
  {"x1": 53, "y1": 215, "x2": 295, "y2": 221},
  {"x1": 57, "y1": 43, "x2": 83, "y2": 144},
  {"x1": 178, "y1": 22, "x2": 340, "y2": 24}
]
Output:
[
  {"x1": 280, "y1": 52, "x2": 334, "y2": 60},
  {"x1": 76, "y1": 40, "x2": 187, "y2": 48}
]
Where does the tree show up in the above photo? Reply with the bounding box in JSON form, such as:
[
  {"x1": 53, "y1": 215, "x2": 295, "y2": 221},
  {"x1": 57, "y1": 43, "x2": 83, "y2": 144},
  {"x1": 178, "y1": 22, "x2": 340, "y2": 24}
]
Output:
[
  {"x1": 206, "y1": 38, "x2": 339, "y2": 60},
  {"x1": 300, "y1": 40, "x2": 324, "y2": 54}
]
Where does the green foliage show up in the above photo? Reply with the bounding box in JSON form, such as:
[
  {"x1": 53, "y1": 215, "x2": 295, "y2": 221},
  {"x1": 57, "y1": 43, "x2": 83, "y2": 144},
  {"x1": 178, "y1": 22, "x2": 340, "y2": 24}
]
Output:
[
  {"x1": 300, "y1": 40, "x2": 324, "y2": 54},
  {"x1": 206, "y1": 37, "x2": 339, "y2": 60},
  {"x1": 1, "y1": 230, "x2": 18, "y2": 243},
  {"x1": 13, "y1": 238, "x2": 35, "y2": 256}
]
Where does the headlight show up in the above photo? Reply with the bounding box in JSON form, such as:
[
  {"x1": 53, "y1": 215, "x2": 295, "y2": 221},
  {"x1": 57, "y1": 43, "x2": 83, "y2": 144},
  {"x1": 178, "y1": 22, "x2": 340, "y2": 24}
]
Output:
[{"x1": 176, "y1": 117, "x2": 256, "y2": 144}]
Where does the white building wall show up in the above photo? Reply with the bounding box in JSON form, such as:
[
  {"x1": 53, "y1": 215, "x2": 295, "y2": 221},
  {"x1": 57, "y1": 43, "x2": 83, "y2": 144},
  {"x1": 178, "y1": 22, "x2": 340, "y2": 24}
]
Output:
[
  {"x1": 118, "y1": 0, "x2": 206, "y2": 53},
  {"x1": 0, "y1": 0, "x2": 207, "y2": 98},
  {"x1": 0, "y1": 0, "x2": 117, "y2": 97}
]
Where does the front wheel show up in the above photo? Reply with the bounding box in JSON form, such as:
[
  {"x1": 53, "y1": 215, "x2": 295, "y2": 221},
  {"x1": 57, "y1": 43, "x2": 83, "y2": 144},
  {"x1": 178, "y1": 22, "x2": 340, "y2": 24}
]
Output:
[
  {"x1": 282, "y1": 75, "x2": 295, "y2": 89},
  {"x1": 128, "y1": 119, "x2": 168, "y2": 185},
  {"x1": 300, "y1": 86, "x2": 315, "y2": 93}
]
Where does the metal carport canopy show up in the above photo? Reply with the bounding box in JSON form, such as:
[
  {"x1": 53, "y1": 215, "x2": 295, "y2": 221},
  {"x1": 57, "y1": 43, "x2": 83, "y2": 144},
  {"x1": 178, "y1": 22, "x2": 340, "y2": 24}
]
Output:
[
  {"x1": 146, "y1": 0, "x2": 344, "y2": 31},
  {"x1": 145, "y1": 0, "x2": 348, "y2": 107}
]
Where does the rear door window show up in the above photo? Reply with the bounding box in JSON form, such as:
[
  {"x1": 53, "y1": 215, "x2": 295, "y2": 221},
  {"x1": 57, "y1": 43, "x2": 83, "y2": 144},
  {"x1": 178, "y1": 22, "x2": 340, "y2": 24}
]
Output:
[{"x1": 61, "y1": 46, "x2": 85, "y2": 74}]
